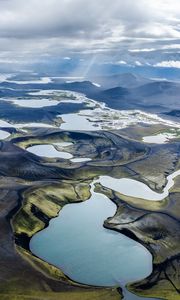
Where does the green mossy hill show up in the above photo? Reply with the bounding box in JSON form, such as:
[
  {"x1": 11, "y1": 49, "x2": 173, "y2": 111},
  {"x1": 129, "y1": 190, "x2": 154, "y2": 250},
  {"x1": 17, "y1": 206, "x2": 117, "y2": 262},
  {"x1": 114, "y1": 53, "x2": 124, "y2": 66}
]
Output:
[
  {"x1": 13, "y1": 181, "x2": 90, "y2": 237},
  {"x1": 127, "y1": 256, "x2": 180, "y2": 300},
  {"x1": 0, "y1": 289, "x2": 121, "y2": 300}
]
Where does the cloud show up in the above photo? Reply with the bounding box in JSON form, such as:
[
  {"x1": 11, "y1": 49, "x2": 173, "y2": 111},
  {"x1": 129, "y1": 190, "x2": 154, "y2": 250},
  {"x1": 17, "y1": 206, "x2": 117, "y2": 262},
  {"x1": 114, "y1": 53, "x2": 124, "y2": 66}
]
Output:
[
  {"x1": 116, "y1": 60, "x2": 127, "y2": 65},
  {"x1": 129, "y1": 48, "x2": 156, "y2": 52},
  {"x1": 154, "y1": 60, "x2": 180, "y2": 68},
  {"x1": 0, "y1": 0, "x2": 180, "y2": 69},
  {"x1": 163, "y1": 44, "x2": 180, "y2": 49},
  {"x1": 135, "y1": 61, "x2": 143, "y2": 66}
]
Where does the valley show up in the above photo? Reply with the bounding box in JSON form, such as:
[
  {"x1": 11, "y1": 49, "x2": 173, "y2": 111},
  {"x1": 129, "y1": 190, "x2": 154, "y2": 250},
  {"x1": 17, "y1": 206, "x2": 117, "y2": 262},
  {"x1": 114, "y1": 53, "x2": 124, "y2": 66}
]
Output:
[{"x1": 0, "y1": 74, "x2": 179, "y2": 300}]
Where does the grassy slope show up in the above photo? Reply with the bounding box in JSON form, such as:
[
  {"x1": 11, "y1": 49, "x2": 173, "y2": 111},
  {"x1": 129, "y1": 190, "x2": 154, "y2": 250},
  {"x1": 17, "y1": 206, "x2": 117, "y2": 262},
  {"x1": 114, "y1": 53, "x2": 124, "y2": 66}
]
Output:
[{"x1": 11, "y1": 181, "x2": 121, "y2": 300}]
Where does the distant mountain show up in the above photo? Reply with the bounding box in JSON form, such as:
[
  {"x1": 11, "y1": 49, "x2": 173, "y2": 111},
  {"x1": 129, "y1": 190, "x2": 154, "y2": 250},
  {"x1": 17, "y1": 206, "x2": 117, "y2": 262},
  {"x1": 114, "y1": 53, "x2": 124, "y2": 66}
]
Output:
[
  {"x1": 0, "y1": 80, "x2": 101, "y2": 94},
  {"x1": 58, "y1": 81, "x2": 101, "y2": 94},
  {"x1": 88, "y1": 73, "x2": 151, "y2": 89},
  {"x1": 61, "y1": 79, "x2": 179, "y2": 113},
  {"x1": 98, "y1": 86, "x2": 129, "y2": 98},
  {"x1": 133, "y1": 81, "x2": 180, "y2": 97},
  {"x1": 87, "y1": 80, "x2": 180, "y2": 113},
  {"x1": 0, "y1": 74, "x2": 179, "y2": 116},
  {"x1": 165, "y1": 110, "x2": 180, "y2": 118}
]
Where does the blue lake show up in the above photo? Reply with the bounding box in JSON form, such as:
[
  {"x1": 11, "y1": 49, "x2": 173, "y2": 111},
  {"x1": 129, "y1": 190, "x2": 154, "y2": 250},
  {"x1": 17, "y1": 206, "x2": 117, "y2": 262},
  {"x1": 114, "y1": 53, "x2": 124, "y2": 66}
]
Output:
[{"x1": 30, "y1": 182, "x2": 152, "y2": 287}]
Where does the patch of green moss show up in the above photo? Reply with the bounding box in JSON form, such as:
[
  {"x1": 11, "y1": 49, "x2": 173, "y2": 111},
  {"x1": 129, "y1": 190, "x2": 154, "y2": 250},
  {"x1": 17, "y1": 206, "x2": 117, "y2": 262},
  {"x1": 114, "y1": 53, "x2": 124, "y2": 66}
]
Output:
[
  {"x1": 13, "y1": 181, "x2": 90, "y2": 237},
  {"x1": 0, "y1": 289, "x2": 121, "y2": 300},
  {"x1": 127, "y1": 279, "x2": 180, "y2": 300}
]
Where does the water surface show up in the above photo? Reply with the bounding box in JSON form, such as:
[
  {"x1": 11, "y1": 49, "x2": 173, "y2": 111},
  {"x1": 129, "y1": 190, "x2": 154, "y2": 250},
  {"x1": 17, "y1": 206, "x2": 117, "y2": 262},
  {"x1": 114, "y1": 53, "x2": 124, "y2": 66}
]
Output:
[
  {"x1": 30, "y1": 182, "x2": 152, "y2": 287},
  {"x1": 11, "y1": 98, "x2": 60, "y2": 108},
  {"x1": 143, "y1": 132, "x2": 178, "y2": 144},
  {"x1": 96, "y1": 172, "x2": 180, "y2": 201},
  {"x1": 70, "y1": 157, "x2": 92, "y2": 163},
  {"x1": 27, "y1": 144, "x2": 73, "y2": 159},
  {"x1": 0, "y1": 129, "x2": 10, "y2": 139},
  {"x1": 60, "y1": 113, "x2": 101, "y2": 131}
]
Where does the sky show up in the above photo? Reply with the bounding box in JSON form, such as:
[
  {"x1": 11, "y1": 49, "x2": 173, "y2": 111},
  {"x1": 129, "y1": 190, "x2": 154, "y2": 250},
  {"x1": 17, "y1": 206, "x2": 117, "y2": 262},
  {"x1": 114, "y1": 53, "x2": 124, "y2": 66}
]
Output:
[{"x1": 0, "y1": 0, "x2": 180, "y2": 74}]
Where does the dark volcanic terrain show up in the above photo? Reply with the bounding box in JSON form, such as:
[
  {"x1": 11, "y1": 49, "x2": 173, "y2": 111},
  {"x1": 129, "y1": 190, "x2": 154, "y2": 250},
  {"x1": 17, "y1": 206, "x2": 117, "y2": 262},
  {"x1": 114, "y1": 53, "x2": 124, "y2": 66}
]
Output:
[
  {"x1": 0, "y1": 126, "x2": 179, "y2": 300},
  {"x1": 0, "y1": 75, "x2": 179, "y2": 300}
]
